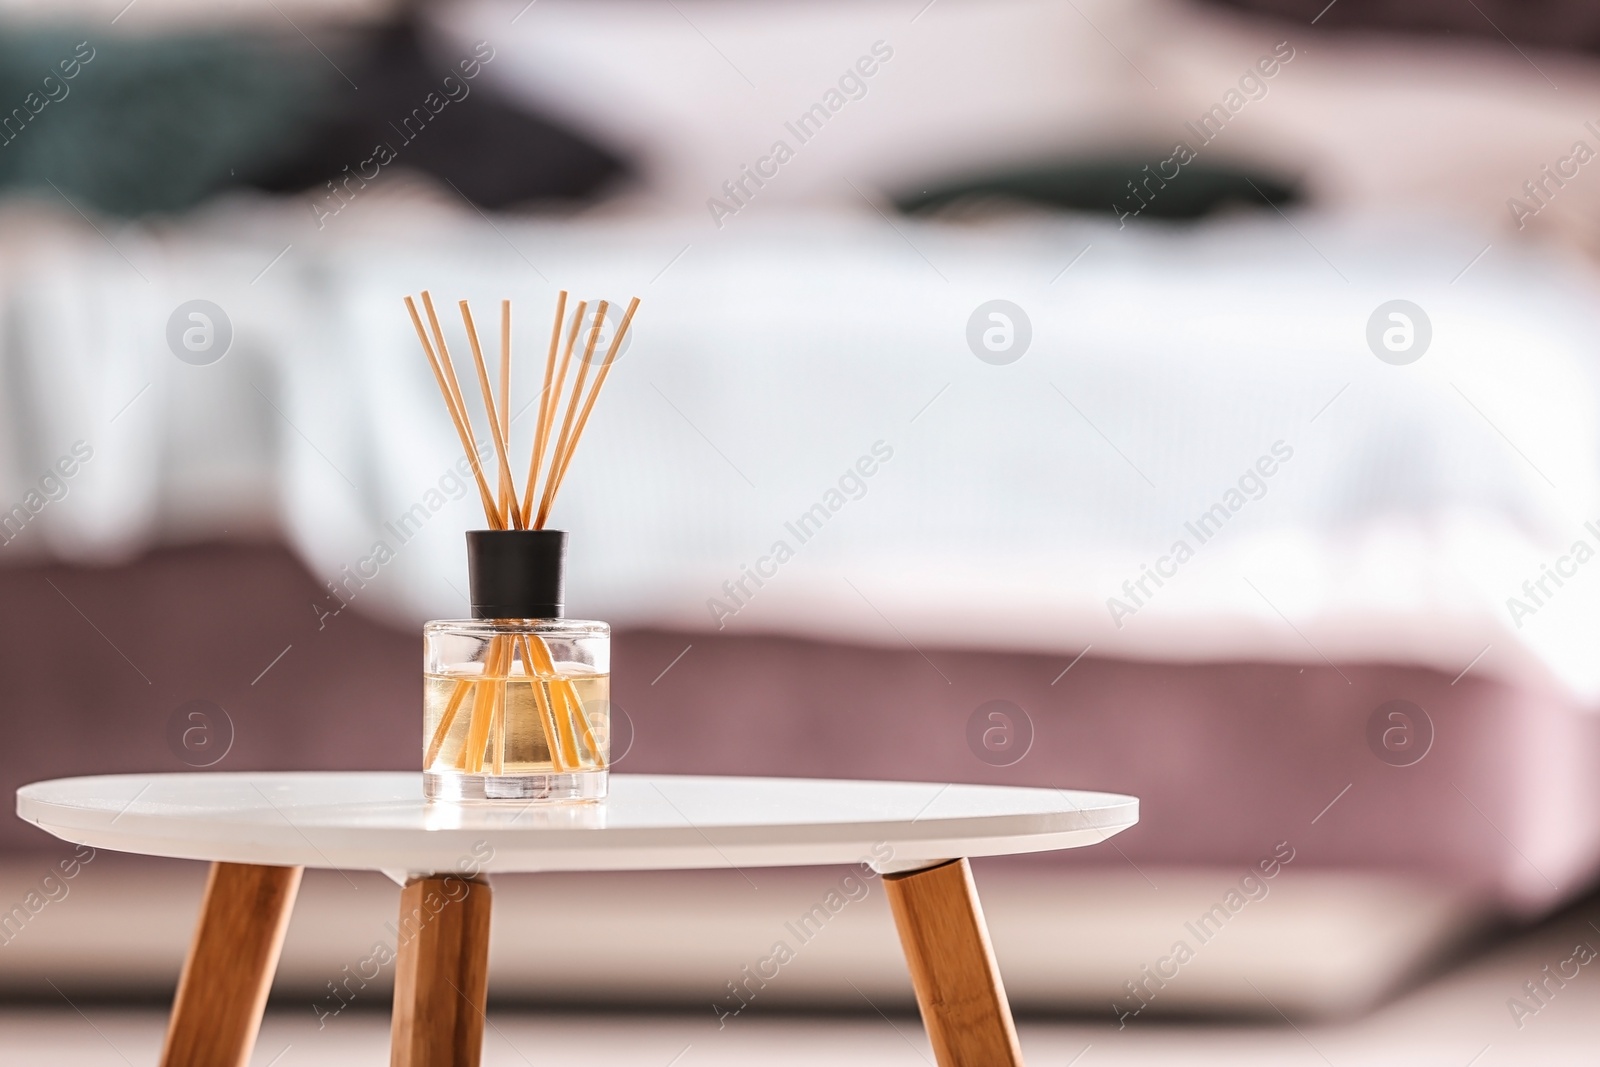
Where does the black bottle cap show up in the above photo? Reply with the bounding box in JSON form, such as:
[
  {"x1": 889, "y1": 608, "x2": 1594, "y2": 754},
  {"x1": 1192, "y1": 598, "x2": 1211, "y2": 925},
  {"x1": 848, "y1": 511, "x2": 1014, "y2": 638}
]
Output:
[{"x1": 466, "y1": 529, "x2": 566, "y2": 619}]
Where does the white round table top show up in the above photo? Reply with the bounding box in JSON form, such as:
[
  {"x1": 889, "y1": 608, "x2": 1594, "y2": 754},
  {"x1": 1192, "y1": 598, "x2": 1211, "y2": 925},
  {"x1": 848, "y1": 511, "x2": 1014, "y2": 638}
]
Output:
[{"x1": 16, "y1": 772, "x2": 1138, "y2": 878}]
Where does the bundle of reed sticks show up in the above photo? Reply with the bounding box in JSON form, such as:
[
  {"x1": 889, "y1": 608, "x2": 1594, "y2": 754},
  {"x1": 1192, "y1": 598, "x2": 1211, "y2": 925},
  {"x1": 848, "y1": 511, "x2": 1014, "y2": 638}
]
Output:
[{"x1": 405, "y1": 289, "x2": 639, "y2": 778}]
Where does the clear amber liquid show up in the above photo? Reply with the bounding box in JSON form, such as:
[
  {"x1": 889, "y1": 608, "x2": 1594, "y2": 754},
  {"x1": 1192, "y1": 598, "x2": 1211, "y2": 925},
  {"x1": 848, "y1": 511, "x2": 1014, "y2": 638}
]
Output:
[{"x1": 423, "y1": 666, "x2": 609, "y2": 776}]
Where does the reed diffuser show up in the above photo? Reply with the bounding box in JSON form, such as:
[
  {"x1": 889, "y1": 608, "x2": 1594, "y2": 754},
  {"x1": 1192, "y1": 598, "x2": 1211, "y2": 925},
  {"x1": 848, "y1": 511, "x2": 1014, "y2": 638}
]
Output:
[{"x1": 405, "y1": 288, "x2": 639, "y2": 802}]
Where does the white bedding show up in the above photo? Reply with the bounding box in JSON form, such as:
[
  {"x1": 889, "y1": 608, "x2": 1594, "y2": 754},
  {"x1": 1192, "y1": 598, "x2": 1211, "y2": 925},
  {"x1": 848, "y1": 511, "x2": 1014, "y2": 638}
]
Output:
[{"x1": 2, "y1": 192, "x2": 1599, "y2": 702}]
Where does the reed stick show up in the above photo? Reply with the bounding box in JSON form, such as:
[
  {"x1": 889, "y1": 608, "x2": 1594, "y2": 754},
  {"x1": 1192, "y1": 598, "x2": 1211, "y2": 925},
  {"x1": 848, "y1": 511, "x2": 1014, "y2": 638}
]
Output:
[
  {"x1": 406, "y1": 297, "x2": 501, "y2": 526},
  {"x1": 487, "y1": 677, "x2": 506, "y2": 776},
  {"x1": 536, "y1": 302, "x2": 607, "y2": 529},
  {"x1": 520, "y1": 634, "x2": 567, "y2": 772},
  {"x1": 460, "y1": 301, "x2": 523, "y2": 530},
  {"x1": 527, "y1": 300, "x2": 586, "y2": 524},
  {"x1": 421, "y1": 291, "x2": 504, "y2": 529},
  {"x1": 553, "y1": 684, "x2": 583, "y2": 768},
  {"x1": 460, "y1": 636, "x2": 505, "y2": 773},
  {"x1": 548, "y1": 297, "x2": 640, "y2": 505},
  {"x1": 520, "y1": 629, "x2": 587, "y2": 767},
  {"x1": 521, "y1": 291, "x2": 568, "y2": 529},
  {"x1": 567, "y1": 682, "x2": 605, "y2": 769},
  {"x1": 424, "y1": 674, "x2": 472, "y2": 768},
  {"x1": 497, "y1": 300, "x2": 513, "y2": 524}
]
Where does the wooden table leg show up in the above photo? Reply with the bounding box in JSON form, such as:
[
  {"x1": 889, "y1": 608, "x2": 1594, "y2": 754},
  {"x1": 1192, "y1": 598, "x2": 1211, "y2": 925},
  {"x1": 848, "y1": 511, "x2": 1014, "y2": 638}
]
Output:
[
  {"x1": 391, "y1": 875, "x2": 493, "y2": 1067},
  {"x1": 884, "y1": 857, "x2": 1024, "y2": 1067},
  {"x1": 159, "y1": 862, "x2": 303, "y2": 1067}
]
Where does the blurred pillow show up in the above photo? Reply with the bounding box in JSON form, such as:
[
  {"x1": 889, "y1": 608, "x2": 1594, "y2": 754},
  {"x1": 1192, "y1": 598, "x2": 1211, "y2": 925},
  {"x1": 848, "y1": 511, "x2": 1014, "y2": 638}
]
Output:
[
  {"x1": 248, "y1": 19, "x2": 628, "y2": 211},
  {"x1": 0, "y1": 29, "x2": 331, "y2": 215},
  {"x1": 0, "y1": 18, "x2": 627, "y2": 217},
  {"x1": 895, "y1": 158, "x2": 1301, "y2": 220},
  {"x1": 432, "y1": 0, "x2": 1169, "y2": 210}
]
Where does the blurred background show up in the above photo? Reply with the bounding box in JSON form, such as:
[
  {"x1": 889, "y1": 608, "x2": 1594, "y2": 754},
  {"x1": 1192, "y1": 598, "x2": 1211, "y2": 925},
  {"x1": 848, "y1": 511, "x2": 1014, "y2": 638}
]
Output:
[{"x1": 5, "y1": 0, "x2": 1600, "y2": 1062}]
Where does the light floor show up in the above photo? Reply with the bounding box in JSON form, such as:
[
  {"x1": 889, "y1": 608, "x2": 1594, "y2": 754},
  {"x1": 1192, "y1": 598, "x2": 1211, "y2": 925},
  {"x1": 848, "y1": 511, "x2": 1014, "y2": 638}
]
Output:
[
  {"x1": 4, "y1": 891, "x2": 1599, "y2": 1067},
  {"x1": 0, "y1": 994, "x2": 1590, "y2": 1067}
]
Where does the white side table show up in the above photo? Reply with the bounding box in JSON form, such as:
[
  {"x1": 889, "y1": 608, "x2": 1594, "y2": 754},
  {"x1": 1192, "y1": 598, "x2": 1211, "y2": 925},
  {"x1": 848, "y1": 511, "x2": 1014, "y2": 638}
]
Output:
[{"x1": 17, "y1": 772, "x2": 1137, "y2": 1067}]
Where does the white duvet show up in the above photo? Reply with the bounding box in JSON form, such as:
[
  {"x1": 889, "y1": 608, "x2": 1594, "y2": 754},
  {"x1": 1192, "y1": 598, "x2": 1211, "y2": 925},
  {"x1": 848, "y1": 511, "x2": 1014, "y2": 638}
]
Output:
[{"x1": 2, "y1": 191, "x2": 1599, "y2": 703}]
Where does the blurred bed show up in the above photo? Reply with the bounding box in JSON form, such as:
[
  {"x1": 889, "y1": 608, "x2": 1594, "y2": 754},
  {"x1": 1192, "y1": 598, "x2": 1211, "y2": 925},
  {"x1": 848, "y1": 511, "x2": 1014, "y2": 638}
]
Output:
[{"x1": 5, "y1": 0, "x2": 1600, "y2": 1021}]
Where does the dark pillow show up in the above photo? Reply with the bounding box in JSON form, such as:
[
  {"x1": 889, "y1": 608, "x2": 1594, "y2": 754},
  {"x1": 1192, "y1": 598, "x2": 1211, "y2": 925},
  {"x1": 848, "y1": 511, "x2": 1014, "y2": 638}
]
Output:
[
  {"x1": 894, "y1": 158, "x2": 1301, "y2": 222},
  {"x1": 248, "y1": 19, "x2": 628, "y2": 211},
  {"x1": 0, "y1": 29, "x2": 329, "y2": 215},
  {"x1": 0, "y1": 17, "x2": 627, "y2": 218}
]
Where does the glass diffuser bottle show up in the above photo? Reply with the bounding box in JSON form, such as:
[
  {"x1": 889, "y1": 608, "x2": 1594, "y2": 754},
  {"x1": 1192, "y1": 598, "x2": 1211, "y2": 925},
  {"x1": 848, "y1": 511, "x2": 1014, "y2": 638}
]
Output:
[
  {"x1": 424, "y1": 530, "x2": 610, "y2": 802},
  {"x1": 403, "y1": 287, "x2": 638, "y2": 804}
]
